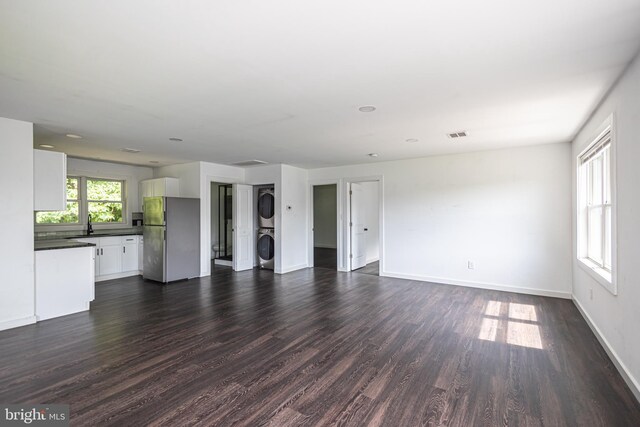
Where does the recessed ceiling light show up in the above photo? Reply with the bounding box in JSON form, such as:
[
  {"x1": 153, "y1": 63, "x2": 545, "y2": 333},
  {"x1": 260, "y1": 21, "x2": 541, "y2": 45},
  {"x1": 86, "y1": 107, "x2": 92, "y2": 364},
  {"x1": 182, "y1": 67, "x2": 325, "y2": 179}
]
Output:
[
  {"x1": 39, "y1": 144, "x2": 55, "y2": 148},
  {"x1": 149, "y1": 161, "x2": 160, "y2": 164},
  {"x1": 368, "y1": 153, "x2": 379, "y2": 157},
  {"x1": 358, "y1": 106, "x2": 376, "y2": 113},
  {"x1": 169, "y1": 137, "x2": 183, "y2": 142},
  {"x1": 121, "y1": 148, "x2": 141, "y2": 153},
  {"x1": 66, "y1": 134, "x2": 83, "y2": 139},
  {"x1": 406, "y1": 138, "x2": 419, "y2": 143}
]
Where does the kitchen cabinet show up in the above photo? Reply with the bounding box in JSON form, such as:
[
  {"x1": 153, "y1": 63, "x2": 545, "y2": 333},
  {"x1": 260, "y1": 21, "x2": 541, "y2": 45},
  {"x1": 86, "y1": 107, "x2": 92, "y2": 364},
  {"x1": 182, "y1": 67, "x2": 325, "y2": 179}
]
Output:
[
  {"x1": 34, "y1": 149, "x2": 67, "y2": 211},
  {"x1": 35, "y1": 246, "x2": 94, "y2": 321},
  {"x1": 140, "y1": 177, "x2": 180, "y2": 205},
  {"x1": 99, "y1": 244, "x2": 122, "y2": 276},
  {"x1": 75, "y1": 235, "x2": 141, "y2": 281},
  {"x1": 122, "y1": 236, "x2": 138, "y2": 272}
]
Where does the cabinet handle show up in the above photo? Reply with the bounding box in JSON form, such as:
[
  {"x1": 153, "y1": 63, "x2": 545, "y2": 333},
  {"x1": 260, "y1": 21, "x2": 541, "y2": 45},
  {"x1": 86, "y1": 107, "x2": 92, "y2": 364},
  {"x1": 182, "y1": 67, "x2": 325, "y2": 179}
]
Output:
[
  {"x1": 101, "y1": 248, "x2": 103, "y2": 255},
  {"x1": 123, "y1": 246, "x2": 126, "y2": 253}
]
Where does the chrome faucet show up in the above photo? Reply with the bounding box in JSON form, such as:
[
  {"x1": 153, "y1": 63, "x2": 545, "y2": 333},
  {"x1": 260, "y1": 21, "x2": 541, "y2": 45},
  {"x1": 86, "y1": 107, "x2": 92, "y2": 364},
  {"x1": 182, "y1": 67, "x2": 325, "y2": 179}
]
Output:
[{"x1": 87, "y1": 215, "x2": 93, "y2": 235}]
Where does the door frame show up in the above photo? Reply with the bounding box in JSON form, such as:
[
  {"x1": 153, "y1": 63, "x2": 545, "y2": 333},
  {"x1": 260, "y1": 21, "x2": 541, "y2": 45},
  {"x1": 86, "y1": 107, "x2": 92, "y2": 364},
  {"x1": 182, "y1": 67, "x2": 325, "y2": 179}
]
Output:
[
  {"x1": 308, "y1": 180, "x2": 341, "y2": 269},
  {"x1": 345, "y1": 176, "x2": 383, "y2": 274},
  {"x1": 203, "y1": 175, "x2": 241, "y2": 277},
  {"x1": 307, "y1": 175, "x2": 384, "y2": 273}
]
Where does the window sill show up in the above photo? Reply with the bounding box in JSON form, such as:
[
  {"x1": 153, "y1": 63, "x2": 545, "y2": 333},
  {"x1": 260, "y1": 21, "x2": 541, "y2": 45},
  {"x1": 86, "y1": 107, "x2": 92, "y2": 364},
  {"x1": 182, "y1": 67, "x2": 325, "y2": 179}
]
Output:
[{"x1": 577, "y1": 258, "x2": 616, "y2": 295}]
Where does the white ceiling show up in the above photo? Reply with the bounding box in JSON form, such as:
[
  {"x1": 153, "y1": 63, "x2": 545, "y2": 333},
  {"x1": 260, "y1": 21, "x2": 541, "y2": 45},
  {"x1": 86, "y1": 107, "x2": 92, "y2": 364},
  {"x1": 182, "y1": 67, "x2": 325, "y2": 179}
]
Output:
[{"x1": 1, "y1": 1, "x2": 640, "y2": 168}]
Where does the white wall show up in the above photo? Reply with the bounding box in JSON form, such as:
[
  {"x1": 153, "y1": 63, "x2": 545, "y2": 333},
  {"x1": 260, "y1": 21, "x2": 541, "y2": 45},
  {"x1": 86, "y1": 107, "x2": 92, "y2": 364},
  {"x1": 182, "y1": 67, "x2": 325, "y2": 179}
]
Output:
[
  {"x1": 154, "y1": 162, "x2": 201, "y2": 198},
  {"x1": 308, "y1": 143, "x2": 573, "y2": 298},
  {"x1": 280, "y1": 165, "x2": 309, "y2": 273},
  {"x1": 0, "y1": 117, "x2": 35, "y2": 330},
  {"x1": 360, "y1": 181, "x2": 380, "y2": 264},
  {"x1": 571, "y1": 54, "x2": 640, "y2": 400},
  {"x1": 67, "y1": 157, "x2": 153, "y2": 224},
  {"x1": 313, "y1": 184, "x2": 337, "y2": 249}
]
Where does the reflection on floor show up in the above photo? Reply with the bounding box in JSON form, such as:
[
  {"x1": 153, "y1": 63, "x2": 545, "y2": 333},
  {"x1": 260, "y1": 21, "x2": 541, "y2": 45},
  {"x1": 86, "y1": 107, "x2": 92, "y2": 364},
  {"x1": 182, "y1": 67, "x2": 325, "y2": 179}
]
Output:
[
  {"x1": 314, "y1": 247, "x2": 337, "y2": 270},
  {"x1": 354, "y1": 261, "x2": 379, "y2": 276}
]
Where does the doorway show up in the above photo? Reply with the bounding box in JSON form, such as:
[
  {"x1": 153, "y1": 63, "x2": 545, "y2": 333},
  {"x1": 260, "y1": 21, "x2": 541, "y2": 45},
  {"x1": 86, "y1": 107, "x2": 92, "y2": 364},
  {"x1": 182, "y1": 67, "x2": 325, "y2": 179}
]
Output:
[
  {"x1": 312, "y1": 184, "x2": 338, "y2": 270},
  {"x1": 349, "y1": 181, "x2": 380, "y2": 276},
  {"x1": 211, "y1": 182, "x2": 233, "y2": 268}
]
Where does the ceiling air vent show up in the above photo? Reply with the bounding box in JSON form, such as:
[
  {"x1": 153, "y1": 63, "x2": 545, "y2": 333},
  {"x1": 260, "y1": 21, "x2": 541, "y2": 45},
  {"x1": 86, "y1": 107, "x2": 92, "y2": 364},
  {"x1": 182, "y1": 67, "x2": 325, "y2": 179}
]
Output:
[
  {"x1": 121, "y1": 148, "x2": 141, "y2": 153},
  {"x1": 231, "y1": 160, "x2": 268, "y2": 167},
  {"x1": 447, "y1": 131, "x2": 468, "y2": 139}
]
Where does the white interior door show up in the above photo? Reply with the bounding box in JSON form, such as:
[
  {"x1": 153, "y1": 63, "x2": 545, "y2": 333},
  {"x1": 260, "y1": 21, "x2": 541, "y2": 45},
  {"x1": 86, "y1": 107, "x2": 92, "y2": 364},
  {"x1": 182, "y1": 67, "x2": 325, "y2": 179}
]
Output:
[
  {"x1": 233, "y1": 184, "x2": 254, "y2": 271},
  {"x1": 350, "y1": 183, "x2": 367, "y2": 271}
]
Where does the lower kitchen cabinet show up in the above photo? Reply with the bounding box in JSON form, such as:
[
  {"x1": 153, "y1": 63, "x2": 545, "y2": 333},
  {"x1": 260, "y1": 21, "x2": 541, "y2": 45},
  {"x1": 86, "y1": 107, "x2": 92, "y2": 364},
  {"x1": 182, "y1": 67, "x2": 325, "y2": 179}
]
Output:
[
  {"x1": 122, "y1": 237, "x2": 138, "y2": 272},
  {"x1": 75, "y1": 235, "x2": 142, "y2": 281},
  {"x1": 35, "y1": 246, "x2": 95, "y2": 321}
]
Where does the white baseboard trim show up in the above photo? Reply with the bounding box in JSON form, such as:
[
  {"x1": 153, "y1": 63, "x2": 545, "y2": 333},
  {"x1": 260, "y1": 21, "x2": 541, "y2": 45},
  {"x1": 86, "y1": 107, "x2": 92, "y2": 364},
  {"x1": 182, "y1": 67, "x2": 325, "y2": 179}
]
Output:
[
  {"x1": 381, "y1": 271, "x2": 572, "y2": 299},
  {"x1": 573, "y1": 297, "x2": 640, "y2": 403},
  {"x1": 366, "y1": 257, "x2": 380, "y2": 264},
  {"x1": 277, "y1": 264, "x2": 309, "y2": 274},
  {"x1": 95, "y1": 270, "x2": 141, "y2": 282},
  {"x1": 0, "y1": 315, "x2": 37, "y2": 331},
  {"x1": 314, "y1": 244, "x2": 337, "y2": 249}
]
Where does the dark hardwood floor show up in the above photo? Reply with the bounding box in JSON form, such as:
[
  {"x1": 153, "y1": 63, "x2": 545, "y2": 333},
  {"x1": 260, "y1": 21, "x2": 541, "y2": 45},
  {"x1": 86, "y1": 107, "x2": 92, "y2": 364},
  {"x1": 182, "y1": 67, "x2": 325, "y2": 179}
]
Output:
[
  {"x1": 314, "y1": 247, "x2": 337, "y2": 270},
  {"x1": 1, "y1": 267, "x2": 639, "y2": 426}
]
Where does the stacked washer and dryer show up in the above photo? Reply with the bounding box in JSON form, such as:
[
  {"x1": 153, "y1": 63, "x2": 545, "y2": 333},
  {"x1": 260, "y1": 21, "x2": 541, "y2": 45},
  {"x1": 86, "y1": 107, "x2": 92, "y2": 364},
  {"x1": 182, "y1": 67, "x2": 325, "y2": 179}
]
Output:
[{"x1": 257, "y1": 187, "x2": 275, "y2": 269}]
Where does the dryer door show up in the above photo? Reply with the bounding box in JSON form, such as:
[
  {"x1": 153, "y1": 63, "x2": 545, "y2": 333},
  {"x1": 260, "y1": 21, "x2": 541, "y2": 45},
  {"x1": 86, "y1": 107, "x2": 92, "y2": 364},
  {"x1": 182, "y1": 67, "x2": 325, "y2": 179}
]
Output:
[
  {"x1": 257, "y1": 230, "x2": 275, "y2": 269},
  {"x1": 258, "y1": 190, "x2": 275, "y2": 228}
]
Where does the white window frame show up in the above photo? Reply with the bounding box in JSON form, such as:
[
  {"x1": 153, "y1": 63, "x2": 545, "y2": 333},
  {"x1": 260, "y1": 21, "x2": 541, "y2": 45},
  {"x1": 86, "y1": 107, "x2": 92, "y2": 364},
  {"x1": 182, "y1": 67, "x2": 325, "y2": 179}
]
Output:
[
  {"x1": 85, "y1": 177, "x2": 127, "y2": 225},
  {"x1": 577, "y1": 114, "x2": 617, "y2": 295},
  {"x1": 35, "y1": 176, "x2": 128, "y2": 231}
]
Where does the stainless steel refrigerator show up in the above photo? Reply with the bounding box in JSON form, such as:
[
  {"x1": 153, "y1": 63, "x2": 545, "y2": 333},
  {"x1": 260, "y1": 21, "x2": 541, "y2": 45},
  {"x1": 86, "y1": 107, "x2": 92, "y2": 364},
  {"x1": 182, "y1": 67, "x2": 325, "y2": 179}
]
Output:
[{"x1": 143, "y1": 196, "x2": 200, "y2": 283}]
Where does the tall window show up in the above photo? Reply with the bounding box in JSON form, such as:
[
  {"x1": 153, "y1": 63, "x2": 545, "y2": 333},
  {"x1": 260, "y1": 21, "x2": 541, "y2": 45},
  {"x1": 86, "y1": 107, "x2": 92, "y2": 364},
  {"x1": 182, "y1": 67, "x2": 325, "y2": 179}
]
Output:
[
  {"x1": 578, "y1": 119, "x2": 614, "y2": 292},
  {"x1": 87, "y1": 179, "x2": 124, "y2": 223},
  {"x1": 35, "y1": 177, "x2": 126, "y2": 226},
  {"x1": 35, "y1": 177, "x2": 80, "y2": 224}
]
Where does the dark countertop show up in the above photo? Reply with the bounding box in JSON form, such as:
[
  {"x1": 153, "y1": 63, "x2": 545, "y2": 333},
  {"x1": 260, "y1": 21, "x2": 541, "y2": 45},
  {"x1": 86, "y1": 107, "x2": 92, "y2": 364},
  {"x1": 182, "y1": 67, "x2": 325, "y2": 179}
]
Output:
[
  {"x1": 35, "y1": 229, "x2": 142, "y2": 241},
  {"x1": 35, "y1": 240, "x2": 97, "y2": 251}
]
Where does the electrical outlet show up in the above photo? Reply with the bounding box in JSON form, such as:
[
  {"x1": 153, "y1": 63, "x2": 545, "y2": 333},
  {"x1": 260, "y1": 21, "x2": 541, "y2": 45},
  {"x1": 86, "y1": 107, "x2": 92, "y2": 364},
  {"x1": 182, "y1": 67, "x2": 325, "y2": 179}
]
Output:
[
  {"x1": 590, "y1": 288, "x2": 593, "y2": 300},
  {"x1": 468, "y1": 261, "x2": 475, "y2": 270}
]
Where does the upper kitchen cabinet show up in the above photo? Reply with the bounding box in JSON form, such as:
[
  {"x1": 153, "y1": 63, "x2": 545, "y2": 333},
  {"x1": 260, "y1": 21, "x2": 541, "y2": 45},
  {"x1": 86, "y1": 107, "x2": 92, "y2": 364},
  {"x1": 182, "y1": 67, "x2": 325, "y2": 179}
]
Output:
[
  {"x1": 34, "y1": 149, "x2": 67, "y2": 211},
  {"x1": 139, "y1": 177, "x2": 179, "y2": 202}
]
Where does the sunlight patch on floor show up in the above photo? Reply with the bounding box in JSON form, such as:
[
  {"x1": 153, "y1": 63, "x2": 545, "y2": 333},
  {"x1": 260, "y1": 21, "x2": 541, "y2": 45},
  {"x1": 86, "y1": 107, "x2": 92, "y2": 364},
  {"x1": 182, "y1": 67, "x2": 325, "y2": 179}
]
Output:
[{"x1": 478, "y1": 300, "x2": 543, "y2": 349}]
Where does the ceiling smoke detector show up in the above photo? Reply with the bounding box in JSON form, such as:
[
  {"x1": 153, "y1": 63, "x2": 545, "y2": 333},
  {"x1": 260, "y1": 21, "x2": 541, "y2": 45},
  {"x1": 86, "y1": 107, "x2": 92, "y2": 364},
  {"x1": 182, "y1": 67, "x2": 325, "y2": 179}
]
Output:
[
  {"x1": 368, "y1": 153, "x2": 379, "y2": 158},
  {"x1": 121, "y1": 148, "x2": 141, "y2": 153},
  {"x1": 448, "y1": 131, "x2": 468, "y2": 139},
  {"x1": 230, "y1": 160, "x2": 268, "y2": 167}
]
